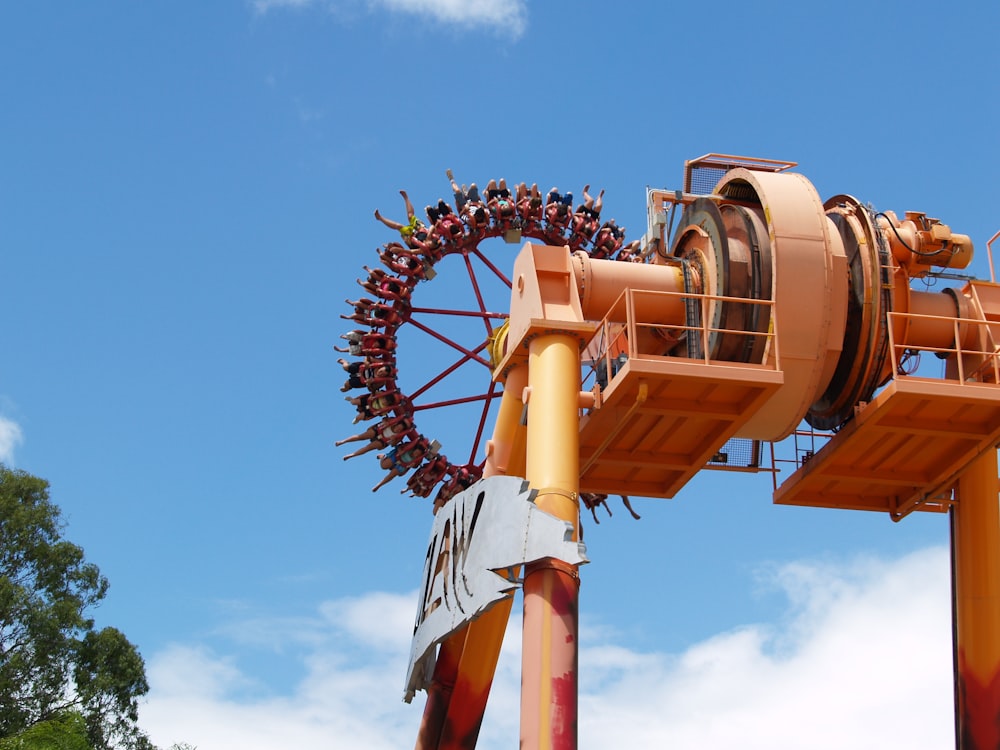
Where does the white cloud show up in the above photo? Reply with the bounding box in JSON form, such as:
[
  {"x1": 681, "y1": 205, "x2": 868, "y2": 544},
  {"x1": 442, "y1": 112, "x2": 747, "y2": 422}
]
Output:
[
  {"x1": 376, "y1": 0, "x2": 526, "y2": 36},
  {"x1": 141, "y1": 546, "x2": 954, "y2": 750},
  {"x1": 576, "y1": 547, "x2": 953, "y2": 749},
  {"x1": 251, "y1": 0, "x2": 315, "y2": 13},
  {"x1": 0, "y1": 415, "x2": 23, "y2": 464},
  {"x1": 250, "y1": 0, "x2": 527, "y2": 38},
  {"x1": 142, "y1": 593, "x2": 422, "y2": 750}
]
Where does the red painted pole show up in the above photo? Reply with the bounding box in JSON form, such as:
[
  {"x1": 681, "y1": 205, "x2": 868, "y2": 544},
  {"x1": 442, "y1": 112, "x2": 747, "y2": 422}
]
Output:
[
  {"x1": 415, "y1": 366, "x2": 528, "y2": 750},
  {"x1": 953, "y1": 449, "x2": 1000, "y2": 749},
  {"x1": 520, "y1": 332, "x2": 581, "y2": 750}
]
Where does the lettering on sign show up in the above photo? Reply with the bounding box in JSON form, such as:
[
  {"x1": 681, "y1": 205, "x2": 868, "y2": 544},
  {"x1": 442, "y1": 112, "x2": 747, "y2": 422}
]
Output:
[{"x1": 404, "y1": 475, "x2": 587, "y2": 702}]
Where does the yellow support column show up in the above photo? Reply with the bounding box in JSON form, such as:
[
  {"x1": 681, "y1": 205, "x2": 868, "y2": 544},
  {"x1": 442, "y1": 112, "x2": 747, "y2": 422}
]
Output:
[
  {"x1": 521, "y1": 333, "x2": 581, "y2": 750},
  {"x1": 953, "y1": 449, "x2": 1000, "y2": 749}
]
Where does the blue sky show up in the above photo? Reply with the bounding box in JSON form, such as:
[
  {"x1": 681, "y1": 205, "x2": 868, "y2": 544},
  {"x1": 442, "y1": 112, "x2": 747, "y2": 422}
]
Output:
[{"x1": 2, "y1": 1, "x2": 998, "y2": 747}]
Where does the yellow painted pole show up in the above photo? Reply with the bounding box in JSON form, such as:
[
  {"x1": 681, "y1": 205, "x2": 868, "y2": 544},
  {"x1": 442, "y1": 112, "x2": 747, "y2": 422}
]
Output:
[
  {"x1": 415, "y1": 366, "x2": 528, "y2": 750},
  {"x1": 521, "y1": 332, "x2": 581, "y2": 750},
  {"x1": 484, "y1": 364, "x2": 529, "y2": 481},
  {"x1": 953, "y1": 449, "x2": 1000, "y2": 749}
]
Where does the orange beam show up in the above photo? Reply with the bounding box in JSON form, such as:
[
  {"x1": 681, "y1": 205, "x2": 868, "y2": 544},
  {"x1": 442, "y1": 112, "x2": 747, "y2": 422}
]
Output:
[
  {"x1": 953, "y1": 449, "x2": 1000, "y2": 749},
  {"x1": 521, "y1": 333, "x2": 581, "y2": 750},
  {"x1": 415, "y1": 366, "x2": 528, "y2": 750}
]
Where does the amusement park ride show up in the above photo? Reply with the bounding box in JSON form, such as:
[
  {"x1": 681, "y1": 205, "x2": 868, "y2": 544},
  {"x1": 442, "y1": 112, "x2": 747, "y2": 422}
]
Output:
[{"x1": 339, "y1": 154, "x2": 1000, "y2": 749}]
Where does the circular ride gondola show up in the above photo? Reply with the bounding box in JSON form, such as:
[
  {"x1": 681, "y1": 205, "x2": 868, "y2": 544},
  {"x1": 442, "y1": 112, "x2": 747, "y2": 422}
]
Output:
[{"x1": 338, "y1": 178, "x2": 639, "y2": 507}]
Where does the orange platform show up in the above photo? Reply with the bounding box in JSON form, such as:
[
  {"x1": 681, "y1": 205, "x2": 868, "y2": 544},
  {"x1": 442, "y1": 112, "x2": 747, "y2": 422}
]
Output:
[
  {"x1": 774, "y1": 375, "x2": 1000, "y2": 518},
  {"x1": 578, "y1": 355, "x2": 782, "y2": 498}
]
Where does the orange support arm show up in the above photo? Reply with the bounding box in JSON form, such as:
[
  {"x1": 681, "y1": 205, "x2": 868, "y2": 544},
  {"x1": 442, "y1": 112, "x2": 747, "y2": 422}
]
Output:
[
  {"x1": 520, "y1": 333, "x2": 582, "y2": 750},
  {"x1": 415, "y1": 366, "x2": 528, "y2": 750},
  {"x1": 953, "y1": 449, "x2": 1000, "y2": 749}
]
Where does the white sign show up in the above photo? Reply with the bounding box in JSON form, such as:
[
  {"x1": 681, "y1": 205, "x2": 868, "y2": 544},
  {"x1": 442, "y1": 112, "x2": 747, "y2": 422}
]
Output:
[{"x1": 404, "y1": 475, "x2": 588, "y2": 702}]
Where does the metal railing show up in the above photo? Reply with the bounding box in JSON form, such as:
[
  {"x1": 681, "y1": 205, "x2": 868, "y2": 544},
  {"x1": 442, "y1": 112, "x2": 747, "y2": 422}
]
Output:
[
  {"x1": 768, "y1": 428, "x2": 834, "y2": 491},
  {"x1": 581, "y1": 287, "x2": 779, "y2": 395},
  {"x1": 987, "y1": 230, "x2": 999, "y2": 283},
  {"x1": 887, "y1": 311, "x2": 1000, "y2": 385}
]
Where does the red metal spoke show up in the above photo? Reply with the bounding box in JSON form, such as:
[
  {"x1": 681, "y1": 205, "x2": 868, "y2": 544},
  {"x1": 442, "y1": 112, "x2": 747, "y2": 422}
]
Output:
[
  {"x1": 470, "y1": 246, "x2": 513, "y2": 288},
  {"x1": 411, "y1": 392, "x2": 492, "y2": 411},
  {"x1": 409, "y1": 339, "x2": 491, "y2": 401},
  {"x1": 462, "y1": 252, "x2": 495, "y2": 339},
  {"x1": 467, "y1": 378, "x2": 499, "y2": 465},
  {"x1": 405, "y1": 317, "x2": 493, "y2": 367},
  {"x1": 410, "y1": 306, "x2": 508, "y2": 321}
]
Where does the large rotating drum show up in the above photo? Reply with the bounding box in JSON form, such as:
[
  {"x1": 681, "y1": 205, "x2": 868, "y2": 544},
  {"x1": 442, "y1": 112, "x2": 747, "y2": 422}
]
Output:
[
  {"x1": 666, "y1": 166, "x2": 975, "y2": 438},
  {"x1": 670, "y1": 168, "x2": 849, "y2": 441}
]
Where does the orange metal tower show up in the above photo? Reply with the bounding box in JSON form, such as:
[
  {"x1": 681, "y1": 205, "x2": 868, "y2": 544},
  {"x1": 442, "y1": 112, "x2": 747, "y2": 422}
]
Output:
[{"x1": 350, "y1": 156, "x2": 1000, "y2": 749}]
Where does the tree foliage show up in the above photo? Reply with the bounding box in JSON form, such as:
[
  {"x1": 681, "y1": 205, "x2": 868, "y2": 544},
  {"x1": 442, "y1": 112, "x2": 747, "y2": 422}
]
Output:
[
  {"x1": 0, "y1": 711, "x2": 91, "y2": 750},
  {"x1": 0, "y1": 465, "x2": 151, "y2": 749}
]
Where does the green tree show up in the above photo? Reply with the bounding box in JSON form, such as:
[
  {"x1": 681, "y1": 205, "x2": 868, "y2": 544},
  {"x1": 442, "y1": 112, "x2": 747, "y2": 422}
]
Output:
[
  {"x1": 0, "y1": 465, "x2": 152, "y2": 750},
  {"x1": 0, "y1": 711, "x2": 90, "y2": 750}
]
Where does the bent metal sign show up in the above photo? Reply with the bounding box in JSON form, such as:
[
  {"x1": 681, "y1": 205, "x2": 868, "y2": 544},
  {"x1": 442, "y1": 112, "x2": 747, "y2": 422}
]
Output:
[{"x1": 404, "y1": 475, "x2": 588, "y2": 702}]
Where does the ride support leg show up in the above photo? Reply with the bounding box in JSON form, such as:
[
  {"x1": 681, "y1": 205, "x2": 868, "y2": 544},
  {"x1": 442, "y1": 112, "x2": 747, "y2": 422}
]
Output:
[
  {"x1": 953, "y1": 449, "x2": 1000, "y2": 749},
  {"x1": 521, "y1": 333, "x2": 582, "y2": 750}
]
